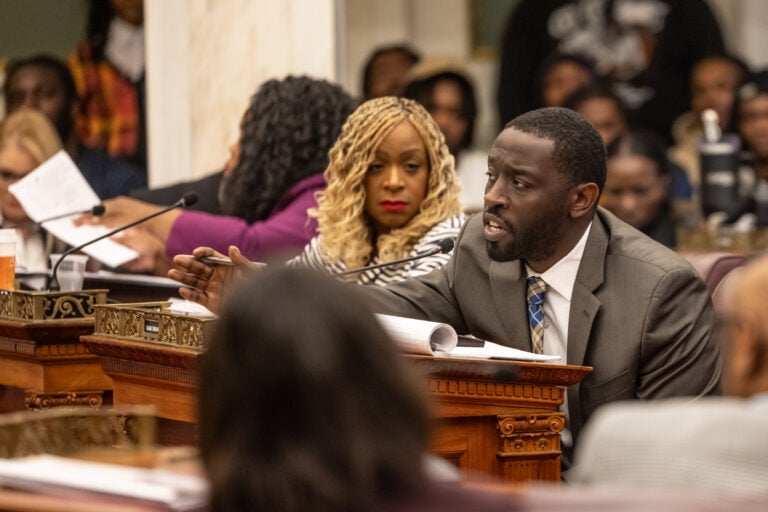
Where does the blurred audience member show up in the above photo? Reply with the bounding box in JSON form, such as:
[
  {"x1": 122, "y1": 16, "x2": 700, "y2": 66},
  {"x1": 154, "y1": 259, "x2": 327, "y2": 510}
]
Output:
[
  {"x1": 571, "y1": 253, "x2": 768, "y2": 496},
  {"x1": 362, "y1": 44, "x2": 420, "y2": 99},
  {"x1": 669, "y1": 54, "x2": 751, "y2": 190},
  {"x1": 403, "y1": 61, "x2": 486, "y2": 211},
  {"x1": 199, "y1": 266, "x2": 517, "y2": 512},
  {"x1": 77, "y1": 76, "x2": 356, "y2": 274},
  {"x1": 69, "y1": 0, "x2": 146, "y2": 171},
  {"x1": 497, "y1": 0, "x2": 725, "y2": 140},
  {"x1": 715, "y1": 70, "x2": 768, "y2": 227},
  {"x1": 0, "y1": 109, "x2": 66, "y2": 271},
  {"x1": 538, "y1": 53, "x2": 598, "y2": 109},
  {"x1": 289, "y1": 97, "x2": 464, "y2": 285},
  {"x1": 563, "y1": 84, "x2": 627, "y2": 147},
  {"x1": 565, "y1": 85, "x2": 691, "y2": 202},
  {"x1": 602, "y1": 131, "x2": 677, "y2": 247},
  {"x1": 3, "y1": 55, "x2": 146, "y2": 199}
]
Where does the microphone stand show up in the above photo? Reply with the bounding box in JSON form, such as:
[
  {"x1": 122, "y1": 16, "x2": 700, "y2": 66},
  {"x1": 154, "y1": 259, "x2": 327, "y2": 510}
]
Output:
[
  {"x1": 48, "y1": 196, "x2": 195, "y2": 291},
  {"x1": 337, "y1": 239, "x2": 455, "y2": 277}
]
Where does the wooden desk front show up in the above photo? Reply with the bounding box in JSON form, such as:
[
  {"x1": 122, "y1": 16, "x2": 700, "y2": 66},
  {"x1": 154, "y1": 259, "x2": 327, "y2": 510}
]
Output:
[
  {"x1": 82, "y1": 334, "x2": 590, "y2": 483},
  {"x1": 0, "y1": 319, "x2": 111, "y2": 411}
]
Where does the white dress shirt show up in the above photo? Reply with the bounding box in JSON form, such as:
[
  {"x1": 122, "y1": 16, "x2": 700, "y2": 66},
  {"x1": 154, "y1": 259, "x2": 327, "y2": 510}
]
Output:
[{"x1": 526, "y1": 221, "x2": 592, "y2": 446}]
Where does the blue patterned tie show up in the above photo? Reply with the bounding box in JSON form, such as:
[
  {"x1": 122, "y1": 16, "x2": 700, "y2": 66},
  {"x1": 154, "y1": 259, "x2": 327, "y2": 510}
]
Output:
[{"x1": 527, "y1": 276, "x2": 547, "y2": 354}]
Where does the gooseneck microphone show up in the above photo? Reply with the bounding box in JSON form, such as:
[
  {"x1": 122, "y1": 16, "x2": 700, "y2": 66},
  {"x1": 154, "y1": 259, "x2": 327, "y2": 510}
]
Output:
[
  {"x1": 338, "y1": 238, "x2": 455, "y2": 277},
  {"x1": 38, "y1": 205, "x2": 107, "y2": 225},
  {"x1": 47, "y1": 192, "x2": 199, "y2": 291}
]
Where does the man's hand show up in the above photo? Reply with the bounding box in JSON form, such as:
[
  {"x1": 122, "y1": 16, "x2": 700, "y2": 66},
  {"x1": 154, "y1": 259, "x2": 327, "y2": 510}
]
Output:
[{"x1": 168, "y1": 245, "x2": 254, "y2": 313}]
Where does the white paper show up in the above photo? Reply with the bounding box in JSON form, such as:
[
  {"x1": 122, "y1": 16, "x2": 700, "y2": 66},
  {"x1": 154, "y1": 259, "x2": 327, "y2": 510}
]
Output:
[
  {"x1": 0, "y1": 455, "x2": 208, "y2": 509},
  {"x1": 375, "y1": 314, "x2": 458, "y2": 355},
  {"x1": 447, "y1": 340, "x2": 561, "y2": 362},
  {"x1": 375, "y1": 314, "x2": 560, "y2": 362},
  {"x1": 9, "y1": 150, "x2": 138, "y2": 268}
]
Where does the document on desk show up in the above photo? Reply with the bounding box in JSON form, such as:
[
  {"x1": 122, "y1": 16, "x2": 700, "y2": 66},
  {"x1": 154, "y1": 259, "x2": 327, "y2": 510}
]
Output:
[
  {"x1": 376, "y1": 314, "x2": 560, "y2": 362},
  {"x1": 0, "y1": 454, "x2": 208, "y2": 510},
  {"x1": 9, "y1": 150, "x2": 138, "y2": 268}
]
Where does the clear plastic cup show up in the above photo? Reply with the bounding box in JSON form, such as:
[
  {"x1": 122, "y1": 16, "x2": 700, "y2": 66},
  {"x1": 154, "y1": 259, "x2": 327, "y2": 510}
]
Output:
[
  {"x1": 50, "y1": 254, "x2": 88, "y2": 292},
  {"x1": 0, "y1": 229, "x2": 16, "y2": 290}
]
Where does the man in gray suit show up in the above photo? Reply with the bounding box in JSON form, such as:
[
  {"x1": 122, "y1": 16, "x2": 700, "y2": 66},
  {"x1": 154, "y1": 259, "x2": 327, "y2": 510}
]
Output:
[
  {"x1": 168, "y1": 107, "x2": 721, "y2": 464},
  {"x1": 570, "y1": 255, "x2": 768, "y2": 495}
]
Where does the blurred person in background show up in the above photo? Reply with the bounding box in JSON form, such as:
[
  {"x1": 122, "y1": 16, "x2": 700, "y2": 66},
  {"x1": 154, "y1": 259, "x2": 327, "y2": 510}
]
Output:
[
  {"x1": 362, "y1": 44, "x2": 421, "y2": 100},
  {"x1": 669, "y1": 54, "x2": 751, "y2": 191},
  {"x1": 0, "y1": 109, "x2": 66, "y2": 272},
  {"x1": 602, "y1": 131, "x2": 677, "y2": 247},
  {"x1": 403, "y1": 61, "x2": 486, "y2": 212},
  {"x1": 3, "y1": 55, "x2": 146, "y2": 199},
  {"x1": 69, "y1": 0, "x2": 147, "y2": 172}
]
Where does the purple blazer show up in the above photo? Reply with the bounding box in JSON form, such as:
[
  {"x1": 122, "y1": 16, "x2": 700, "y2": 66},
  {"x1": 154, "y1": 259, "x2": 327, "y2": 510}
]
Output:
[{"x1": 165, "y1": 173, "x2": 324, "y2": 261}]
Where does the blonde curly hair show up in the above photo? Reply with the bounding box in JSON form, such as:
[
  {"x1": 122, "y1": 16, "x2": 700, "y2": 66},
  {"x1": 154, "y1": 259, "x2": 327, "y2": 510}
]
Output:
[{"x1": 312, "y1": 97, "x2": 462, "y2": 270}]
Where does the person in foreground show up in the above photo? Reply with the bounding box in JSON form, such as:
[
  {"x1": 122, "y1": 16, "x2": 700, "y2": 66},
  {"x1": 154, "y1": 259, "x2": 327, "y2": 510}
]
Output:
[
  {"x1": 198, "y1": 266, "x2": 516, "y2": 512},
  {"x1": 288, "y1": 97, "x2": 464, "y2": 285},
  {"x1": 170, "y1": 107, "x2": 721, "y2": 466},
  {"x1": 570, "y1": 254, "x2": 768, "y2": 495}
]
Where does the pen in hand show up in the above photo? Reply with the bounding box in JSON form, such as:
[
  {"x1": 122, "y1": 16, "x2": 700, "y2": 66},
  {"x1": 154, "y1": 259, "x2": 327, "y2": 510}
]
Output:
[{"x1": 181, "y1": 255, "x2": 267, "y2": 267}]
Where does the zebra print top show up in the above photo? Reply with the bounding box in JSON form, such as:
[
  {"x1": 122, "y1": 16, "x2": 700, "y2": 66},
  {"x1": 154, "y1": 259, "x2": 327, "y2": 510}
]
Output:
[{"x1": 288, "y1": 214, "x2": 466, "y2": 287}]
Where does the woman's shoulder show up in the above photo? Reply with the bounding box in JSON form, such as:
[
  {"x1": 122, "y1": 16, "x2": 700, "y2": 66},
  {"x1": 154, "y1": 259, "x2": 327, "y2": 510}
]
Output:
[{"x1": 415, "y1": 214, "x2": 466, "y2": 249}]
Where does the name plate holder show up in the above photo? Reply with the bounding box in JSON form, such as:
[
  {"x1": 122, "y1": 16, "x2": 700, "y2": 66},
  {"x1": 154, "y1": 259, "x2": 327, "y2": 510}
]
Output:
[
  {"x1": 93, "y1": 302, "x2": 215, "y2": 350},
  {"x1": 0, "y1": 289, "x2": 108, "y2": 322}
]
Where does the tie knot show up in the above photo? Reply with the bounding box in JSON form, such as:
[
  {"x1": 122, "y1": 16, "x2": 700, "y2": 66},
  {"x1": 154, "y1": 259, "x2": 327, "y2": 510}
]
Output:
[{"x1": 527, "y1": 276, "x2": 547, "y2": 306}]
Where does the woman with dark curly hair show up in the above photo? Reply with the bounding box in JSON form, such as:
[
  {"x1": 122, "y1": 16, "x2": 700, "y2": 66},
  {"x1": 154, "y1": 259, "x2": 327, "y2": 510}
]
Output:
[
  {"x1": 168, "y1": 97, "x2": 465, "y2": 303},
  {"x1": 78, "y1": 76, "x2": 356, "y2": 273}
]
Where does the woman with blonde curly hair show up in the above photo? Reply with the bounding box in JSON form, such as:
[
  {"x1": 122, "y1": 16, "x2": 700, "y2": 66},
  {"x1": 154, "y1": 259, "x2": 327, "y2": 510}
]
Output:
[
  {"x1": 168, "y1": 97, "x2": 465, "y2": 308},
  {"x1": 290, "y1": 96, "x2": 465, "y2": 285}
]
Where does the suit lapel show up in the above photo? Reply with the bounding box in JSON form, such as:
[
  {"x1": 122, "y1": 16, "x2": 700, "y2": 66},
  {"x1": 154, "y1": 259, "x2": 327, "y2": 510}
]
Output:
[
  {"x1": 567, "y1": 216, "x2": 608, "y2": 368},
  {"x1": 566, "y1": 215, "x2": 608, "y2": 438},
  {"x1": 489, "y1": 259, "x2": 530, "y2": 349}
]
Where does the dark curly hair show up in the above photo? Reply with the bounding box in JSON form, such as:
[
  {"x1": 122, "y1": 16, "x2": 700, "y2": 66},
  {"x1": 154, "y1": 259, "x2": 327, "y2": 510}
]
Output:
[
  {"x1": 220, "y1": 76, "x2": 357, "y2": 224},
  {"x1": 506, "y1": 107, "x2": 606, "y2": 193}
]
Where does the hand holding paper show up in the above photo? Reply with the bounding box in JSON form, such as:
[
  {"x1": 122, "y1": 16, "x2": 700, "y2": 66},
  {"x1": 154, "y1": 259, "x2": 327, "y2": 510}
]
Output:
[{"x1": 9, "y1": 151, "x2": 138, "y2": 268}]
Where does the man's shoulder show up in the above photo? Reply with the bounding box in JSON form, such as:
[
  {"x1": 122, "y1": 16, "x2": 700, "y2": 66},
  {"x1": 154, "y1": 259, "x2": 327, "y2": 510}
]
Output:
[{"x1": 598, "y1": 208, "x2": 692, "y2": 274}]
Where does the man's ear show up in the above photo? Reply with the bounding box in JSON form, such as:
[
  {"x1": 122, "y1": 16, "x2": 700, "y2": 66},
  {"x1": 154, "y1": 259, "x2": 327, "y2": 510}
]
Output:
[{"x1": 569, "y1": 182, "x2": 600, "y2": 220}]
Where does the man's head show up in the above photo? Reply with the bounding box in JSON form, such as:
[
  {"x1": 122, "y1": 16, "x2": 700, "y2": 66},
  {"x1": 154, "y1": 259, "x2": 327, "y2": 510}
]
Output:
[
  {"x1": 691, "y1": 54, "x2": 750, "y2": 129},
  {"x1": 603, "y1": 131, "x2": 671, "y2": 231},
  {"x1": 362, "y1": 45, "x2": 420, "y2": 100},
  {"x1": 3, "y1": 55, "x2": 78, "y2": 143},
  {"x1": 718, "y1": 255, "x2": 768, "y2": 398},
  {"x1": 484, "y1": 107, "x2": 604, "y2": 272},
  {"x1": 735, "y1": 70, "x2": 768, "y2": 163},
  {"x1": 564, "y1": 85, "x2": 628, "y2": 147}
]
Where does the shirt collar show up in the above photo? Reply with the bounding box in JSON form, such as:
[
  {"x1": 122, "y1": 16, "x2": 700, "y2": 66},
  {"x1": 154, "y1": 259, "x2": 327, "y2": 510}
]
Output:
[{"x1": 526, "y1": 222, "x2": 592, "y2": 301}]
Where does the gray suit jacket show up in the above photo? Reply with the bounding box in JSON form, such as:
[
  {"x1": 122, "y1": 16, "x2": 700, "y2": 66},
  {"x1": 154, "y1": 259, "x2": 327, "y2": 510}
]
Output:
[
  {"x1": 362, "y1": 208, "x2": 721, "y2": 458},
  {"x1": 571, "y1": 396, "x2": 768, "y2": 495}
]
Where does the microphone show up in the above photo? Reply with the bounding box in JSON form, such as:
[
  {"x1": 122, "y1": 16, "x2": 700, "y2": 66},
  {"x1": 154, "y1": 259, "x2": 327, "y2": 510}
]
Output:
[
  {"x1": 337, "y1": 238, "x2": 455, "y2": 277},
  {"x1": 47, "y1": 192, "x2": 199, "y2": 291},
  {"x1": 38, "y1": 205, "x2": 106, "y2": 225}
]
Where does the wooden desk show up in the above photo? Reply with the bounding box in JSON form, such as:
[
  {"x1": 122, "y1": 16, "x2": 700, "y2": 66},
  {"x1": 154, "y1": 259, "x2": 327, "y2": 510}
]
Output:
[
  {"x1": 82, "y1": 333, "x2": 590, "y2": 482},
  {"x1": 411, "y1": 356, "x2": 589, "y2": 482},
  {"x1": 0, "y1": 318, "x2": 112, "y2": 412}
]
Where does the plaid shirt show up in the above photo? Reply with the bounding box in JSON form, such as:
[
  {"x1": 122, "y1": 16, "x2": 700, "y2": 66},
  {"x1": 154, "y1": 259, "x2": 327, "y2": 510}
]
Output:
[{"x1": 68, "y1": 42, "x2": 141, "y2": 162}]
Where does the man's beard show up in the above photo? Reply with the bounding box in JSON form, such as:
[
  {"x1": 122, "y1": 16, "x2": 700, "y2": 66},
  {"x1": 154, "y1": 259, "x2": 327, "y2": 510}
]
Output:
[{"x1": 485, "y1": 207, "x2": 568, "y2": 263}]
